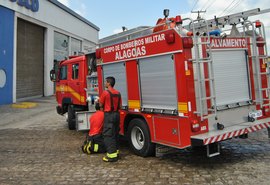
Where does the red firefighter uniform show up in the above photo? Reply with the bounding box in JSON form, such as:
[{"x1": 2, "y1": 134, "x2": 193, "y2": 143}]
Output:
[
  {"x1": 82, "y1": 107, "x2": 106, "y2": 154},
  {"x1": 89, "y1": 110, "x2": 104, "y2": 136},
  {"x1": 100, "y1": 85, "x2": 122, "y2": 162}
]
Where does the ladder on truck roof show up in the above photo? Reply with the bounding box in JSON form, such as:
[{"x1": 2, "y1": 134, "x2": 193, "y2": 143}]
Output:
[
  {"x1": 246, "y1": 20, "x2": 270, "y2": 108},
  {"x1": 183, "y1": 17, "x2": 217, "y2": 121},
  {"x1": 183, "y1": 8, "x2": 270, "y2": 30}
]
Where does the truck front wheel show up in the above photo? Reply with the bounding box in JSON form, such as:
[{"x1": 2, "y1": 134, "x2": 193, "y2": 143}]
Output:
[
  {"x1": 127, "y1": 118, "x2": 155, "y2": 157},
  {"x1": 67, "y1": 105, "x2": 76, "y2": 130}
]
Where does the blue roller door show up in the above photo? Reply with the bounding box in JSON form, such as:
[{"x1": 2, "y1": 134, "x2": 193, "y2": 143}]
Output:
[{"x1": 0, "y1": 6, "x2": 14, "y2": 105}]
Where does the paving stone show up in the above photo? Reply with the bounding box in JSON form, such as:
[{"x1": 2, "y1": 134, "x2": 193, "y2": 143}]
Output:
[{"x1": 0, "y1": 96, "x2": 269, "y2": 185}]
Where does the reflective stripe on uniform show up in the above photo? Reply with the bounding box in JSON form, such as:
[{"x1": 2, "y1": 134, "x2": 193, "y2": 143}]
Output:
[
  {"x1": 94, "y1": 144, "x2": 99, "y2": 152},
  {"x1": 107, "y1": 152, "x2": 118, "y2": 158},
  {"x1": 86, "y1": 141, "x2": 92, "y2": 154}
]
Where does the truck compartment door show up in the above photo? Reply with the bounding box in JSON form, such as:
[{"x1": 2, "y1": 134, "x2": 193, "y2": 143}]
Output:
[
  {"x1": 76, "y1": 111, "x2": 95, "y2": 131},
  {"x1": 139, "y1": 54, "x2": 177, "y2": 112},
  {"x1": 102, "y1": 62, "x2": 128, "y2": 108},
  {"x1": 212, "y1": 49, "x2": 251, "y2": 108}
]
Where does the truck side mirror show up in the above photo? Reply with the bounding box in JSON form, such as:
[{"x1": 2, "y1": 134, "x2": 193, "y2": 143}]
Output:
[{"x1": 50, "y1": 69, "x2": 56, "y2": 82}]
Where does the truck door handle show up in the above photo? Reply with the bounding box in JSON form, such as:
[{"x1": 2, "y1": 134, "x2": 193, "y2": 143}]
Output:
[{"x1": 76, "y1": 82, "x2": 80, "y2": 85}]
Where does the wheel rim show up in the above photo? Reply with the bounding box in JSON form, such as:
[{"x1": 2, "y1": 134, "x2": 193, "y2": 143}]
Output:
[{"x1": 131, "y1": 126, "x2": 145, "y2": 150}]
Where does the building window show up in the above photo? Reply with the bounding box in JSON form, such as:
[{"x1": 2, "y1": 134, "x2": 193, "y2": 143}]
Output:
[
  {"x1": 59, "y1": 65, "x2": 67, "y2": 80},
  {"x1": 54, "y1": 32, "x2": 69, "y2": 61},
  {"x1": 72, "y1": 64, "x2": 79, "y2": 79},
  {"x1": 71, "y1": 37, "x2": 82, "y2": 55}
]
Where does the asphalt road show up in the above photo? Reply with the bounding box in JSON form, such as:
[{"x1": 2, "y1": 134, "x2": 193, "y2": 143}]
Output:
[{"x1": 0, "y1": 96, "x2": 269, "y2": 185}]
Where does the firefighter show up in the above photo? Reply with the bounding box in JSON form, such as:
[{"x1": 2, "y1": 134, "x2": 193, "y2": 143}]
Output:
[
  {"x1": 99, "y1": 76, "x2": 122, "y2": 162},
  {"x1": 82, "y1": 102, "x2": 106, "y2": 154}
]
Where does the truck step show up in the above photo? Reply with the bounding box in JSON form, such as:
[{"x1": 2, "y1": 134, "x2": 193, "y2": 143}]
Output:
[{"x1": 207, "y1": 143, "x2": 220, "y2": 158}]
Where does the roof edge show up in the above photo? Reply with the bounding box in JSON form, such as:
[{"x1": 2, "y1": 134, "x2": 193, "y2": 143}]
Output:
[{"x1": 48, "y1": 0, "x2": 100, "y2": 31}]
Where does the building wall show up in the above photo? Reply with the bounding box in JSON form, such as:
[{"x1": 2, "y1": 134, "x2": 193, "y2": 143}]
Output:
[
  {"x1": 0, "y1": 0, "x2": 99, "y2": 104},
  {"x1": 0, "y1": 0, "x2": 98, "y2": 43},
  {"x1": 0, "y1": 6, "x2": 14, "y2": 104}
]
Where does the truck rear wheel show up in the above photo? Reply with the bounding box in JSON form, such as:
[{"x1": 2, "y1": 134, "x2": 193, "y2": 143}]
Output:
[
  {"x1": 67, "y1": 105, "x2": 76, "y2": 130},
  {"x1": 127, "y1": 118, "x2": 155, "y2": 157}
]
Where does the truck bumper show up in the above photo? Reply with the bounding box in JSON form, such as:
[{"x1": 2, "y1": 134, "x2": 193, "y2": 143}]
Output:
[{"x1": 191, "y1": 117, "x2": 270, "y2": 146}]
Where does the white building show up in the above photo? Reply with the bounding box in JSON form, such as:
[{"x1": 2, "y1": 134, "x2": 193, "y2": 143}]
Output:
[{"x1": 0, "y1": 0, "x2": 99, "y2": 105}]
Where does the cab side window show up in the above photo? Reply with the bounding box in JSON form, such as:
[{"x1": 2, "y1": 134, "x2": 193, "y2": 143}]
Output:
[
  {"x1": 72, "y1": 63, "x2": 79, "y2": 79},
  {"x1": 59, "y1": 65, "x2": 67, "y2": 80}
]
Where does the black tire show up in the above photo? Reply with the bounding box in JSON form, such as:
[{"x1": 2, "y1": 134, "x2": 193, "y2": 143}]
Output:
[
  {"x1": 127, "y1": 118, "x2": 155, "y2": 157},
  {"x1": 67, "y1": 105, "x2": 76, "y2": 130}
]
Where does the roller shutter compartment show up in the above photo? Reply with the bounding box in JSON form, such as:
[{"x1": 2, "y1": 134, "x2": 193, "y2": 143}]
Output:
[{"x1": 212, "y1": 49, "x2": 251, "y2": 107}]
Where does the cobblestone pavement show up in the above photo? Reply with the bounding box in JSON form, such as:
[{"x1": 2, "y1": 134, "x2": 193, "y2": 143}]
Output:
[{"x1": 0, "y1": 96, "x2": 269, "y2": 185}]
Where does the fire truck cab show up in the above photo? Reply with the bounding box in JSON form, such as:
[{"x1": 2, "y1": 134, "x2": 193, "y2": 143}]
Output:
[{"x1": 50, "y1": 52, "x2": 98, "y2": 130}]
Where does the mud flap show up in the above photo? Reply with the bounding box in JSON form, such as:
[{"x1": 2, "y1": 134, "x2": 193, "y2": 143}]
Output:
[{"x1": 155, "y1": 144, "x2": 175, "y2": 157}]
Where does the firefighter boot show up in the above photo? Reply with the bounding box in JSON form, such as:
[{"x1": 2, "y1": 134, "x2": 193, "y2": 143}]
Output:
[
  {"x1": 116, "y1": 150, "x2": 120, "y2": 158},
  {"x1": 102, "y1": 153, "x2": 118, "y2": 162},
  {"x1": 85, "y1": 141, "x2": 92, "y2": 155},
  {"x1": 82, "y1": 140, "x2": 88, "y2": 153}
]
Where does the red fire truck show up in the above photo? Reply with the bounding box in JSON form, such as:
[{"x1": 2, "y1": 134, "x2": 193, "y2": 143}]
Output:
[{"x1": 51, "y1": 8, "x2": 270, "y2": 157}]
